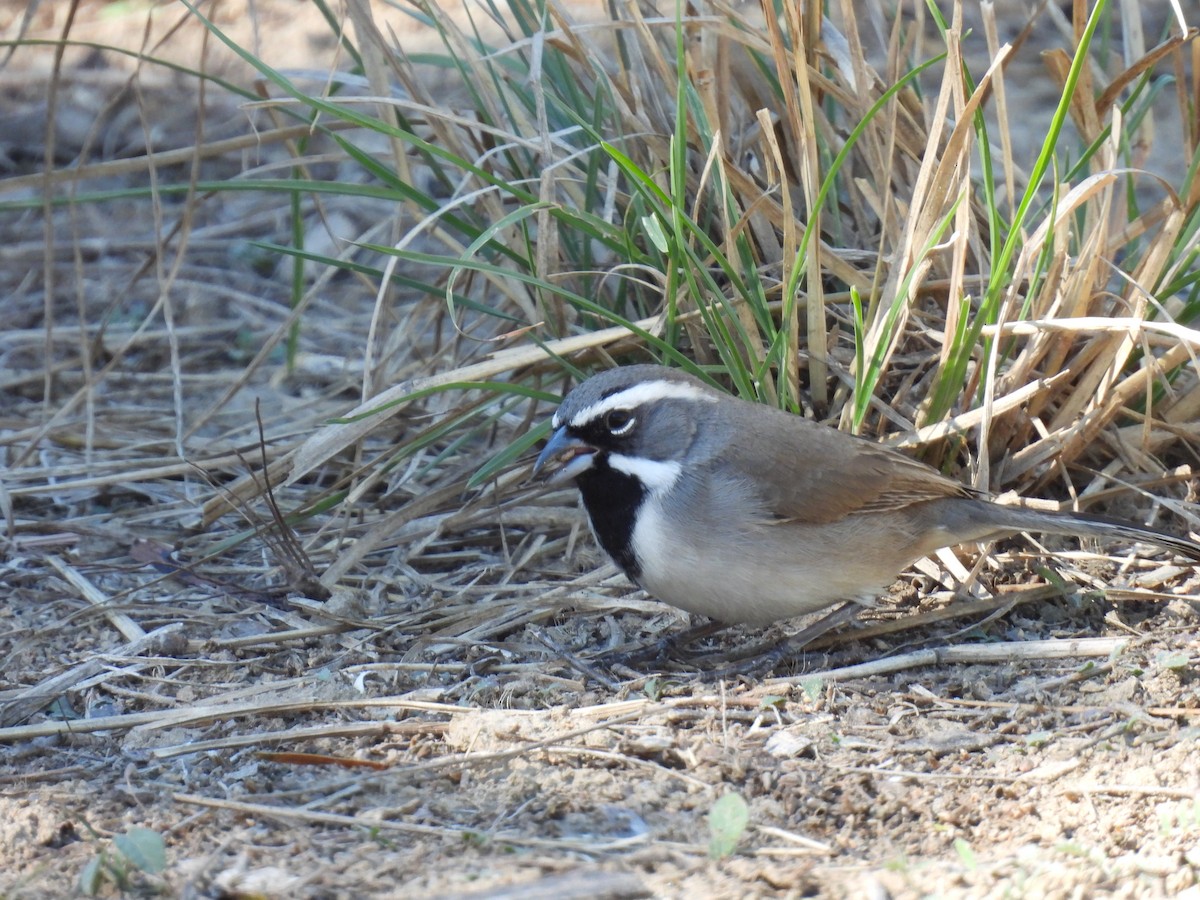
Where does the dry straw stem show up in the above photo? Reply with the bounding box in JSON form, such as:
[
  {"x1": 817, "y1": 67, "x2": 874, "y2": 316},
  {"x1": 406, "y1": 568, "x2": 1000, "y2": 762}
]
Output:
[
  {"x1": 777, "y1": 636, "x2": 1133, "y2": 686},
  {"x1": 0, "y1": 624, "x2": 185, "y2": 729},
  {"x1": 0, "y1": 696, "x2": 489, "y2": 743},
  {"x1": 173, "y1": 792, "x2": 653, "y2": 852},
  {"x1": 46, "y1": 555, "x2": 145, "y2": 642}
]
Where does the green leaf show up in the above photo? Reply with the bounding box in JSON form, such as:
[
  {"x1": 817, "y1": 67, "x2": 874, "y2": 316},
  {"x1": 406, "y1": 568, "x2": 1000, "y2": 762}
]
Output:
[
  {"x1": 78, "y1": 856, "x2": 104, "y2": 895},
  {"x1": 1024, "y1": 731, "x2": 1052, "y2": 747},
  {"x1": 641, "y1": 213, "x2": 670, "y2": 253},
  {"x1": 953, "y1": 837, "x2": 977, "y2": 871},
  {"x1": 468, "y1": 419, "x2": 551, "y2": 488},
  {"x1": 798, "y1": 676, "x2": 824, "y2": 703},
  {"x1": 113, "y1": 827, "x2": 167, "y2": 874},
  {"x1": 708, "y1": 792, "x2": 750, "y2": 859},
  {"x1": 1156, "y1": 651, "x2": 1190, "y2": 672}
]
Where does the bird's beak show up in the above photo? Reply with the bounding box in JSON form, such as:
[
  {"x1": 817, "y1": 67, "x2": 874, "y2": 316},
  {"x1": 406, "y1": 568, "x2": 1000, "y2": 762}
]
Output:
[{"x1": 533, "y1": 426, "x2": 595, "y2": 483}]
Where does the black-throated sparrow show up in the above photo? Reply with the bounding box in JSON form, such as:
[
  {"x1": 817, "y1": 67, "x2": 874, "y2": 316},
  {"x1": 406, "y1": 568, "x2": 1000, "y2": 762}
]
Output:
[{"x1": 534, "y1": 364, "x2": 1200, "y2": 627}]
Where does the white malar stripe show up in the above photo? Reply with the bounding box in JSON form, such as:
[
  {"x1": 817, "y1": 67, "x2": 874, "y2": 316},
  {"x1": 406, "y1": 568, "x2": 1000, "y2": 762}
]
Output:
[
  {"x1": 608, "y1": 453, "x2": 682, "y2": 494},
  {"x1": 629, "y1": 496, "x2": 672, "y2": 585},
  {"x1": 569, "y1": 380, "x2": 717, "y2": 428}
]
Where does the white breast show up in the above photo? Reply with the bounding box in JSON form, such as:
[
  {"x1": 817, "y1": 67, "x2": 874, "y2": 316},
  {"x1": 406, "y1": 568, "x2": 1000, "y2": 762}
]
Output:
[{"x1": 629, "y1": 498, "x2": 899, "y2": 626}]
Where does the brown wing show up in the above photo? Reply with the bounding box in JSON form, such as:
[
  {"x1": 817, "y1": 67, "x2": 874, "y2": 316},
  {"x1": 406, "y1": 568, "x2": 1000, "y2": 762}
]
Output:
[{"x1": 714, "y1": 401, "x2": 974, "y2": 524}]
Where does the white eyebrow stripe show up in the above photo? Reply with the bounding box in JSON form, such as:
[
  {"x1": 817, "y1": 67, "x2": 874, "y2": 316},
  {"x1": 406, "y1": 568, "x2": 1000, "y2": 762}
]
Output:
[{"x1": 568, "y1": 380, "x2": 717, "y2": 428}]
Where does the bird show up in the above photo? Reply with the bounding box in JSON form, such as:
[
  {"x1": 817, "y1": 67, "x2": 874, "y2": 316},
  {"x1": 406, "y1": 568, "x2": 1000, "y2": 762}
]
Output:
[{"x1": 533, "y1": 364, "x2": 1200, "y2": 630}]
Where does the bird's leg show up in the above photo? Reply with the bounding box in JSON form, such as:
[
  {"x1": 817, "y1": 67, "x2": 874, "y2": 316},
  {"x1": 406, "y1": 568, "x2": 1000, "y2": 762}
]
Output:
[
  {"x1": 602, "y1": 618, "x2": 732, "y2": 670},
  {"x1": 702, "y1": 601, "x2": 866, "y2": 678}
]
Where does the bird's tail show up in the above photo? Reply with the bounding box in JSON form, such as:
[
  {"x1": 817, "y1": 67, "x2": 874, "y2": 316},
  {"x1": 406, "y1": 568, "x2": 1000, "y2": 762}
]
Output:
[{"x1": 977, "y1": 503, "x2": 1200, "y2": 561}]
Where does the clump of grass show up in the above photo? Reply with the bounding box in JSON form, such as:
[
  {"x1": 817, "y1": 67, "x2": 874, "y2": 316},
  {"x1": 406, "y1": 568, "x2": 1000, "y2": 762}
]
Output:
[
  {"x1": 4, "y1": 0, "x2": 1198, "y2": 584},
  {"x1": 253, "y1": 0, "x2": 1200, "y2": 565}
]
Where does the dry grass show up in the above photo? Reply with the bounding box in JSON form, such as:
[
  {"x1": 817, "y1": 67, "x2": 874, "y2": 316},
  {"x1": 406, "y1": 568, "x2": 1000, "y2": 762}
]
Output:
[{"x1": 2, "y1": 0, "x2": 1200, "y2": 896}]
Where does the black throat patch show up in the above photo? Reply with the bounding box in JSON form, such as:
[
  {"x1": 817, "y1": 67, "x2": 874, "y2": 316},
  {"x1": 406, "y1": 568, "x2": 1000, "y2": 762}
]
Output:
[{"x1": 576, "y1": 458, "x2": 645, "y2": 580}]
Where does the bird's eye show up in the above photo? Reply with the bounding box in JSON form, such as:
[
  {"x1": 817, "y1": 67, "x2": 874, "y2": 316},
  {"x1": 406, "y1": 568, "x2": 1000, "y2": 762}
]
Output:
[{"x1": 604, "y1": 409, "x2": 635, "y2": 436}]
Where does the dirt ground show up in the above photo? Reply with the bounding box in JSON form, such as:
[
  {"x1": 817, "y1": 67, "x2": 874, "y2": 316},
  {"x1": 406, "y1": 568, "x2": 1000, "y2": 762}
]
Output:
[{"x1": 2, "y1": 2, "x2": 1199, "y2": 898}]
